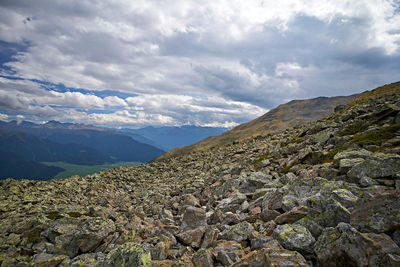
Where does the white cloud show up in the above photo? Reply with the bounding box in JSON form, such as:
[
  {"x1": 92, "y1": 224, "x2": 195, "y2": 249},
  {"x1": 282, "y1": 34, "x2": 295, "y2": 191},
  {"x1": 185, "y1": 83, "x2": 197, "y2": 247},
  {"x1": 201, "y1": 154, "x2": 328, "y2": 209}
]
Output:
[
  {"x1": 0, "y1": 0, "x2": 399, "y2": 127},
  {"x1": 0, "y1": 113, "x2": 8, "y2": 121}
]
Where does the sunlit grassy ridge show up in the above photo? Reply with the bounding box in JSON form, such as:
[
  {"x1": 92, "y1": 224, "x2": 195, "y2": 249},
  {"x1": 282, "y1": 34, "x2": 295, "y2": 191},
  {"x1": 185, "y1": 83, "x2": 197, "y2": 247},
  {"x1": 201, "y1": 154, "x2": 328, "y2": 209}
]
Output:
[{"x1": 349, "y1": 81, "x2": 400, "y2": 106}]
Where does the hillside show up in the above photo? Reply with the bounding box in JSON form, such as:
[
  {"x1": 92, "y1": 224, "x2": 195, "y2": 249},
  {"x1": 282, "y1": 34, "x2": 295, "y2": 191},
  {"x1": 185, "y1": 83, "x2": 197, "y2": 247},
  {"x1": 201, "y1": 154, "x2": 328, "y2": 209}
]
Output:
[
  {"x1": 158, "y1": 92, "x2": 363, "y2": 160},
  {"x1": 1, "y1": 81, "x2": 400, "y2": 266}
]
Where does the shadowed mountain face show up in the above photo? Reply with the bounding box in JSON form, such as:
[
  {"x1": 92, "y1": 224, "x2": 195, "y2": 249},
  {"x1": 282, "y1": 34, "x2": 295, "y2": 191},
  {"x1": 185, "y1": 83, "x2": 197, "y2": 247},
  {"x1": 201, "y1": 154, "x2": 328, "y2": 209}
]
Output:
[
  {"x1": 0, "y1": 122, "x2": 166, "y2": 180},
  {"x1": 158, "y1": 92, "x2": 364, "y2": 160}
]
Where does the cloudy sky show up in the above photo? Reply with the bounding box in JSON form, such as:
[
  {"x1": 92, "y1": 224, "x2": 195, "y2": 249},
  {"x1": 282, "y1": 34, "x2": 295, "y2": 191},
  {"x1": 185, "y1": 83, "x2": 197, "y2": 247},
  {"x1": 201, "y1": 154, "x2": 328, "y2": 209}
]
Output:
[{"x1": 0, "y1": 0, "x2": 399, "y2": 128}]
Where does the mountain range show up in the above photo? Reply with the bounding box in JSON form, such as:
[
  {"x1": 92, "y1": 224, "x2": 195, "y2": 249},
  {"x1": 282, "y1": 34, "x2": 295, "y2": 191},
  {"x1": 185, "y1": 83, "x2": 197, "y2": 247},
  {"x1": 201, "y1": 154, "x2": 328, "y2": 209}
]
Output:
[{"x1": 0, "y1": 121, "x2": 228, "y2": 180}]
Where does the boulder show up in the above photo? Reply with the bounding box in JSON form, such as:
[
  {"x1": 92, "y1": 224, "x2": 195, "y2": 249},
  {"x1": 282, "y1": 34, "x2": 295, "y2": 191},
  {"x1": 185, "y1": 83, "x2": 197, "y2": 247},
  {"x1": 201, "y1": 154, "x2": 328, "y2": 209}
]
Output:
[
  {"x1": 350, "y1": 192, "x2": 400, "y2": 233},
  {"x1": 217, "y1": 192, "x2": 247, "y2": 212},
  {"x1": 102, "y1": 242, "x2": 151, "y2": 267},
  {"x1": 314, "y1": 223, "x2": 400, "y2": 267},
  {"x1": 180, "y1": 206, "x2": 207, "y2": 232},
  {"x1": 305, "y1": 194, "x2": 351, "y2": 227},
  {"x1": 331, "y1": 189, "x2": 358, "y2": 209},
  {"x1": 231, "y1": 248, "x2": 308, "y2": 267},
  {"x1": 191, "y1": 249, "x2": 214, "y2": 267},
  {"x1": 77, "y1": 218, "x2": 116, "y2": 253},
  {"x1": 220, "y1": 221, "x2": 255, "y2": 242},
  {"x1": 265, "y1": 248, "x2": 309, "y2": 267},
  {"x1": 347, "y1": 153, "x2": 400, "y2": 180},
  {"x1": 176, "y1": 227, "x2": 206, "y2": 248},
  {"x1": 31, "y1": 253, "x2": 66, "y2": 267},
  {"x1": 272, "y1": 224, "x2": 315, "y2": 255},
  {"x1": 231, "y1": 249, "x2": 267, "y2": 267},
  {"x1": 200, "y1": 226, "x2": 219, "y2": 248}
]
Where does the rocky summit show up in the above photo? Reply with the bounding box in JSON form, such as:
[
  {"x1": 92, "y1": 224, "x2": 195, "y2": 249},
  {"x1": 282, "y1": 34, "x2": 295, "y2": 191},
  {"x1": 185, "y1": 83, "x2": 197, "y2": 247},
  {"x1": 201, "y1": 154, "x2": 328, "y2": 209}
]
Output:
[{"x1": 1, "y1": 82, "x2": 400, "y2": 266}]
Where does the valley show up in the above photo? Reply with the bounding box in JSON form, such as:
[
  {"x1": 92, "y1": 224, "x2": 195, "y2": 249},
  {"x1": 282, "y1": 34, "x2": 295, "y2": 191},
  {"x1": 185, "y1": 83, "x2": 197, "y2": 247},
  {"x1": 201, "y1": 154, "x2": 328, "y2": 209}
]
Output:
[{"x1": 41, "y1": 161, "x2": 141, "y2": 180}]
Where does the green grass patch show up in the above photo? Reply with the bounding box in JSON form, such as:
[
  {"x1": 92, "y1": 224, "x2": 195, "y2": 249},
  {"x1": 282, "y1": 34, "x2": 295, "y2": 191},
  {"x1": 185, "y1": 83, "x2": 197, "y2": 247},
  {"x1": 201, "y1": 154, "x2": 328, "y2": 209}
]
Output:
[
  {"x1": 280, "y1": 141, "x2": 289, "y2": 147},
  {"x1": 46, "y1": 211, "x2": 62, "y2": 220},
  {"x1": 339, "y1": 121, "x2": 369, "y2": 136},
  {"x1": 323, "y1": 146, "x2": 349, "y2": 163},
  {"x1": 42, "y1": 161, "x2": 141, "y2": 179},
  {"x1": 293, "y1": 137, "x2": 304, "y2": 143},
  {"x1": 280, "y1": 161, "x2": 298, "y2": 174},
  {"x1": 351, "y1": 124, "x2": 400, "y2": 146},
  {"x1": 67, "y1": 212, "x2": 83, "y2": 218},
  {"x1": 253, "y1": 153, "x2": 271, "y2": 165}
]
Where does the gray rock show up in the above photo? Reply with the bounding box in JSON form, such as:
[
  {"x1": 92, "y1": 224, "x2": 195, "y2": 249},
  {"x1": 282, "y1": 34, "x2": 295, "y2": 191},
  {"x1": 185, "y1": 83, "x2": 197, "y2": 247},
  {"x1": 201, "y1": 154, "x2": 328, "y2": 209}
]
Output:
[
  {"x1": 350, "y1": 192, "x2": 400, "y2": 233},
  {"x1": 347, "y1": 153, "x2": 400, "y2": 180},
  {"x1": 191, "y1": 248, "x2": 213, "y2": 267},
  {"x1": 180, "y1": 206, "x2": 207, "y2": 232},
  {"x1": 217, "y1": 192, "x2": 247, "y2": 212},
  {"x1": 265, "y1": 248, "x2": 309, "y2": 267},
  {"x1": 176, "y1": 227, "x2": 206, "y2": 248},
  {"x1": 216, "y1": 250, "x2": 234, "y2": 266},
  {"x1": 102, "y1": 242, "x2": 151, "y2": 267},
  {"x1": 200, "y1": 226, "x2": 219, "y2": 249},
  {"x1": 272, "y1": 224, "x2": 315, "y2": 255},
  {"x1": 231, "y1": 249, "x2": 267, "y2": 267},
  {"x1": 339, "y1": 158, "x2": 365, "y2": 174},
  {"x1": 314, "y1": 223, "x2": 400, "y2": 267},
  {"x1": 331, "y1": 189, "x2": 358, "y2": 209},
  {"x1": 32, "y1": 253, "x2": 66, "y2": 267},
  {"x1": 220, "y1": 221, "x2": 255, "y2": 242}
]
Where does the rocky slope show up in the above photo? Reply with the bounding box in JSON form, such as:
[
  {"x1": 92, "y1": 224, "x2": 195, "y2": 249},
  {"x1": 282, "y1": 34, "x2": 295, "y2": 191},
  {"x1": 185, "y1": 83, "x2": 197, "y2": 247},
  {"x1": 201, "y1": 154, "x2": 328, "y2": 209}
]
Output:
[
  {"x1": 1, "y1": 82, "x2": 400, "y2": 266},
  {"x1": 159, "y1": 92, "x2": 363, "y2": 160}
]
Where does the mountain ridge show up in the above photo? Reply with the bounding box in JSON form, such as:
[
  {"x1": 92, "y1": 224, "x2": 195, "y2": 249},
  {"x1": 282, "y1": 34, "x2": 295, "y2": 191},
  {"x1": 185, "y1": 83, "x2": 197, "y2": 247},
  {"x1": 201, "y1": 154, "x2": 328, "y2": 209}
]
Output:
[{"x1": 157, "y1": 92, "x2": 364, "y2": 160}]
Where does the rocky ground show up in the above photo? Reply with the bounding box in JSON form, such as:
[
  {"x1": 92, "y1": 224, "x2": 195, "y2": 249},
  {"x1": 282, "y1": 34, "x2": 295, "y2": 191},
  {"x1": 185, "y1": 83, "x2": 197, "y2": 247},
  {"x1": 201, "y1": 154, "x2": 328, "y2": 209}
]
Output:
[{"x1": 1, "y1": 91, "x2": 400, "y2": 266}]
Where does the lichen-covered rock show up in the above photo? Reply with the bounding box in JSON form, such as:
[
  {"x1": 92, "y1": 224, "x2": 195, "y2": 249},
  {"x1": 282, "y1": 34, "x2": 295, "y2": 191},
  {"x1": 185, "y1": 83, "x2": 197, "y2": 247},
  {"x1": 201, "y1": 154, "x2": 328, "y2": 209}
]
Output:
[
  {"x1": 304, "y1": 194, "x2": 351, "y2": 228},
  {"x1": 220, "y1": 222, "x2": 255, "y2": 242},
  {"x1": 314, "y1": 223, "x2": 400, "y2": 267},
  {"x1": 77, "y1": 218, "x2": 116, "y2": 253},
  {"x1": 31, "y1": 253, "x2": 66, "y2": 267},
  {"x1": 102, "y1": 242, "x2": 151, "y2": 267},
  {"x1": 216, "y1": 191, "x2": 247, "y2": 212},
  {"x1": 272, "y1": 224, "x2": 315, "y2": 255},
  {"x1": 331, "y1": 189, "x2": 358, "y2": 209},
  {"x1": 191, "y1": 248, "x2": 213, "y2": 267},
  {"x1": 333, "y1": 149, "x2": 372, "y2": 167},
  {"x1": 350, "y1": 192, "x2": 400, "y2": 233},
  {"x1": 347, "y1": 153, "x2": 400, "y2": 180},
  {"x1": 60, "y1": 253, "x2": 105, "y2": 267}
]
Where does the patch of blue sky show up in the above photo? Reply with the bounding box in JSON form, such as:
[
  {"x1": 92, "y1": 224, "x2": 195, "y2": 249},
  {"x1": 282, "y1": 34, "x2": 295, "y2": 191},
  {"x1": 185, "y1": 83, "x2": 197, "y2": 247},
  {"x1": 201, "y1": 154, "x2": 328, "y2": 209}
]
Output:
[
  {"x1": 31, "y1": 79, "x2": 138, "y2": 99},
  {"x1": 0, "y1": 74, "x2": 138, "y2": 99},
  {"x1": 0, "y1": 40, "x2": 31, "y2": 74}
]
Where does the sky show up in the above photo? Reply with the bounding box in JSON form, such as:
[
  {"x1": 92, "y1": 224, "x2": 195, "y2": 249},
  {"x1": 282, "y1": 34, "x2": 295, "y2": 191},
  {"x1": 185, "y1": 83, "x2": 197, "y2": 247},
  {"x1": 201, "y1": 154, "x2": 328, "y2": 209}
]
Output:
[{"x1": 0, "y1": 0, "x2": 399, "y2": 128}]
